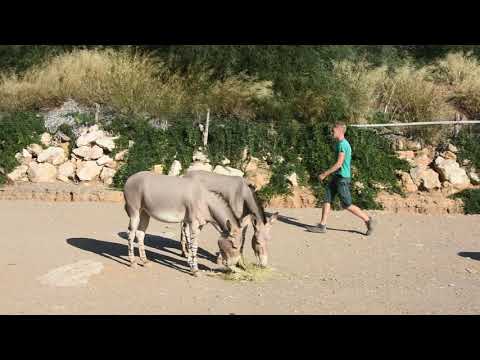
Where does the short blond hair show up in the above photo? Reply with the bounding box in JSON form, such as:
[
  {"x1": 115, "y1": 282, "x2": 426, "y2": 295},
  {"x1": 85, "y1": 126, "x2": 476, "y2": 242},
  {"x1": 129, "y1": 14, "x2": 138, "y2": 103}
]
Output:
[{"x1": 334, "y1": 122, "x2": 347, "y2": 134}]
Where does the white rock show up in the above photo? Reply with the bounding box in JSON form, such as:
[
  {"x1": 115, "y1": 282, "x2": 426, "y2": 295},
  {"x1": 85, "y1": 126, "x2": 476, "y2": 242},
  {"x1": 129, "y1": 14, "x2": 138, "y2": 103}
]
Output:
[
  {"x1": 27, "y1": 163, "x2": 57, "y2": 183},
  {"x1": 57, "y1": 175, "x2": 70, "y2": 183},
  {"x1": 286, "y1": 173, "x2": 299, "y2": 187},
  {"x1": 37, "y1": 147, "x2": 66, "y2": 166},
  {"x1": 114, "y1": 149, "x2": 128, "y2": 161},
  {"x1": 76, "y1": 130, "x2": 105, "y2": 147},
  {"x1": 467, "y1": 166, "x2": 480, "y2": 185},
  {"x1": 410, "y1": 167, "x2": 441, "y2": 191},
  {"x1": 213, "y1": 165, "x2": 244, "y2": 177},
  {"x1": 96, "y1": 155, "x2": 114, "y2": 166},
  {"x1": 192, "y1": 150, "x2": 209, "y2": 163},
  {"x1": 397, "y1": 171, "x2": 418, "y2": 193},
  {"x1": 152, "y1": 165, "x2": 164, "y2": 174},
  {"x1": 89, "y1": 125, "x2": 100, "y2": 133},
  {"x1": 128, "y1": 140, "x2": 135, "y2": 148},
  {"x1": 447, "y1": 143, "x2": 458, "y2": 153},
  {"x1": 187, "y1": 162, "x2": 213, "y2": 173},
  {"x1": 76, "y1": 161, "x2": 102, "y2": 181},
  {"x1": 168, "y1": 160, "x2": 182, "y2": 176},
  {"x1": 434, "y1": 157, "x2": 470, "y2": 186},
  {"x1": 58, "y1": 161, "x2": 76, "y2": 179},
  {"x1": 7, "y1": 165, "x2": 29, "y2": 182},
  {"x1": 95, "y1": 136, "x2": 118, "y2": 152},
  {"x1": 40, "y1": 132, "x2": 52, "y2": 147},
  {"x1": 100, "y1": 167, "x2": 116, "y2": 185},
  {"x1": 73, "y1": 145, "x2": 103, "y2": 160},
  {"x1": 221, "y1": 158, "x2": 231, "y2": 166},
  {"x1": 27, "y1": 144, "x2": 44, "y2": 157},
  {"x1": 15, "y1": 150, "x2": 32, "y2": 165}
]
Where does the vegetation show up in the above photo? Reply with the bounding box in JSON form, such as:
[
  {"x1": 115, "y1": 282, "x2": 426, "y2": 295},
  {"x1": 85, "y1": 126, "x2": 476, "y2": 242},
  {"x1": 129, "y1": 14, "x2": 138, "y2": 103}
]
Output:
[
  {"x1": 453, "y1": 189, "x2": 480, "y2": 215},
  {"x1": 0, "y1": 45, "x2": 479, "y2": 212},
  {"x1": 0, "y1": 112, "x2": 45, "y2": 184}
]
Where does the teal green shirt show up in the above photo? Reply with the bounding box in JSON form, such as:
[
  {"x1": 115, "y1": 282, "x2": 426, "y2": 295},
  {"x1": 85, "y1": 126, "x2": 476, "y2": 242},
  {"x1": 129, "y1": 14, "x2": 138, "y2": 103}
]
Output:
[{"x1": 335, "y1": 139, "x2": 352, "y2": 178}]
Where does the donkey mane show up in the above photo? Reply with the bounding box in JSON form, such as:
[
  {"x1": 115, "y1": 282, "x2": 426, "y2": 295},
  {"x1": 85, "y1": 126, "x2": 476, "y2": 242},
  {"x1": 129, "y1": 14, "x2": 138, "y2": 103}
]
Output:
[
  {"x1": 209, "y1": 190, "x2": 241, "y2": 229},
  {"x1": 247, "y1": 184, "x2": 267, "y2": 224}
]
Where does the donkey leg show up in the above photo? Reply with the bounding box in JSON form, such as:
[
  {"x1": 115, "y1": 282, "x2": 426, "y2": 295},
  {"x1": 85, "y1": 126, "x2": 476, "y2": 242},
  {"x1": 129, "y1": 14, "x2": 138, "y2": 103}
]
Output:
[
  {"x1": 188, "y1": 224, "x2": 201, "y2": 277},
  {"x1": 137, "y1": 211, "x2": 151, "y2": 267},
  {"x1": 128, "y1": 212, "x2": 141, "y2": 269},
  {"x1": 238, "y1": 224, "x2": 248, "y2": 269},
  {"x1": 180, "y1": 222, "x2": 190, "y2": 258}
]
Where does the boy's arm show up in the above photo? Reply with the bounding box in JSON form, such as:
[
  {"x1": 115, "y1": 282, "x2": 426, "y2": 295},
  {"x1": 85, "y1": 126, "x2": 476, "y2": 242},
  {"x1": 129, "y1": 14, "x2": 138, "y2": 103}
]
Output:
[{"x1": 319, "y1": 152, "x2": 345, "y2": 181}]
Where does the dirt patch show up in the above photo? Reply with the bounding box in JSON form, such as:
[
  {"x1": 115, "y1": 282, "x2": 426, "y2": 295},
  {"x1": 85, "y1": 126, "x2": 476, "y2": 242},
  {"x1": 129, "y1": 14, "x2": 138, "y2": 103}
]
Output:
[{"x1": 1, "y1": 201, "x2": 479, "y2": 314}]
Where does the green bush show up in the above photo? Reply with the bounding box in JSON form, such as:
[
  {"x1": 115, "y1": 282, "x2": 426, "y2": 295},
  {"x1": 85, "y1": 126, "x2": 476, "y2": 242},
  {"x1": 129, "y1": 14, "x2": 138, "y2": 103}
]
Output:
[
  {"x1": 452, "y1": 189, "x2": 480, "y2": 215},
  {"x1": 453, "y1": 128, "x2": 480, "y2": 170},
  {"x1": 107, "y1": 115, "x2": 408, "y2": 210},
  {"x1": 108, "y1": 116, "x2": 202, "y2": 189},
  {"x1": 0, "y1": 112, "x2": 45, "y2": 184}
]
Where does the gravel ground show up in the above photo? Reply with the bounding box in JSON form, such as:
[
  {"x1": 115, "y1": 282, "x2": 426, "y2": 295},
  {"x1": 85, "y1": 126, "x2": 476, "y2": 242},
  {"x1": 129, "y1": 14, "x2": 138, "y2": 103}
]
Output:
[{"x1": 1, "y1": 200, "x2": 479, "y2": 315}]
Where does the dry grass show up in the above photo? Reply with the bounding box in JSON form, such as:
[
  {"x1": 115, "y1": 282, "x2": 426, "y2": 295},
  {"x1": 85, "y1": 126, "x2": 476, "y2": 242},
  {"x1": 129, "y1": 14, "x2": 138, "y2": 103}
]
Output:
[
  {"x1": 428, "y1": 52, "x2": 480, "y2": 119},
  {"x1": 333, "y1": 60, "x2": 388, "y2": 122},
  {"x1": 379, "y1": 64, "x2": 455, "y2": 123},
  {"x1": 0, "y1": 49, "x2": 268, "y2": 119}
]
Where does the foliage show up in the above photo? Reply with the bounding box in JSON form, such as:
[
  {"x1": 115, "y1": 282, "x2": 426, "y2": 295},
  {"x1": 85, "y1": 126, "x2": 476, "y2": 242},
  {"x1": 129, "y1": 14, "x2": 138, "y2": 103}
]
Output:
[
  {"x1": 108, "y1": 116, "x2": 202, "y2": 189},
  {"x1": 0, "y1": 112, "x2": 45, "y2": 184},
  {"x1": 452, "y1": 189, "x2": 480, "y2": 215},
  {"x1": 453, "y1": 127, "x2": 480, "y2": 171}
]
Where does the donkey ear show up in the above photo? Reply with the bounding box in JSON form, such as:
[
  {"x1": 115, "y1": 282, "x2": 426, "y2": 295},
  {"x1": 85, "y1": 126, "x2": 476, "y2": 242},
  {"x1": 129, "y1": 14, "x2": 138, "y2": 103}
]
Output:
[{"x1": 268, "y1": 212, "x2": 279, "y2": 224}]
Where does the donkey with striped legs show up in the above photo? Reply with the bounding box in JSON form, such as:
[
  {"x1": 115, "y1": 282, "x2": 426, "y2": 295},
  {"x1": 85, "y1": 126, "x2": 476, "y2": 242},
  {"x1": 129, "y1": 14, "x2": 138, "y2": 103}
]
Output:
[
  {"x1": 182, "y1": 171, "x2": 278, "y2": 268},
  {"x1": 123, "y1": 171, "x2": 245, "y2": 276}
]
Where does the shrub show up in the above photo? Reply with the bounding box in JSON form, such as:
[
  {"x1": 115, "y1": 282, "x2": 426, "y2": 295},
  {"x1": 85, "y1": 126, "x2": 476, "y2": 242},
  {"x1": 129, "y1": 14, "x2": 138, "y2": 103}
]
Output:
[
  {"x1": 109, "y1": 116, "x2": 202, "y2": 189},
  {"x1": 428, "y1": 52, "x2": 480, "y2": 120},
  {"x1": 453, "y1": 128, "x2": 480, "y2": 170},
  {"x1": 0, "y1": 112, "x2": 45, "y2": 184},
  {"x1": 452, "y1": 189, "x2": 480, "y2": 215},
  {"x1": 332, "y1": 60, "x2": 387, "y2": 123}
]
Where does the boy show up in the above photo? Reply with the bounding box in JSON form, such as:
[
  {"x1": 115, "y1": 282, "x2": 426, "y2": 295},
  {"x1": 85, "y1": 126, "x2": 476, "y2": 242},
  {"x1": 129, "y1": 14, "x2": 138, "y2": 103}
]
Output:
[{"x1": 310, "y1": 122, "x2": 375, "y2": 236}]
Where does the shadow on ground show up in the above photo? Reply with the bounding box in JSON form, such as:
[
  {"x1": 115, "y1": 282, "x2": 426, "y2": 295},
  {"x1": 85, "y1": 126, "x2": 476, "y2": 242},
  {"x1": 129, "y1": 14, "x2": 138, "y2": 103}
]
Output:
[
  {"x1": 67, "y1": 232, "x2": 218, "y2": 274},
  {"x1": 273, "y1": 213, "x2": 365, "y2": 236},
  {"x1": 458, "y1": 252, "x2": 480, "y2": 261}
]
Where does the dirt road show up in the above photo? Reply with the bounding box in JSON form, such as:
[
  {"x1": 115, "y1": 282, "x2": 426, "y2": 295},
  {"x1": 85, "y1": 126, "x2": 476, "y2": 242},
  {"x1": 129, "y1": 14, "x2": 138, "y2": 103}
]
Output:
[{"x1": 1, "y1": 200, "x2": 479, "y2": 314}]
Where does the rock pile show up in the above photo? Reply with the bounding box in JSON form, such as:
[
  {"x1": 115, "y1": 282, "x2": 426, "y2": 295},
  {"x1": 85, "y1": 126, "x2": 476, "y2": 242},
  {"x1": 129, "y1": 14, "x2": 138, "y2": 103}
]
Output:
[
  {"x1": 395, "y1": 142, "x2": 478, "y2": 194},
  {"x1": 6, "y1": 125, "x2": 125, "y2": 186}
]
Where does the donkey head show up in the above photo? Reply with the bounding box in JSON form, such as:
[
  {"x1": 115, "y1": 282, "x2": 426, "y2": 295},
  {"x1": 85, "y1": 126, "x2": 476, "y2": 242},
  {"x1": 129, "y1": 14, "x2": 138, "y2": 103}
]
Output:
[
  {"x1": 251, "y1": 212, "x2": 278, "y2": 268},
  {"x1": 217, "y1": 219, "x2": 245, "y2": 268}
]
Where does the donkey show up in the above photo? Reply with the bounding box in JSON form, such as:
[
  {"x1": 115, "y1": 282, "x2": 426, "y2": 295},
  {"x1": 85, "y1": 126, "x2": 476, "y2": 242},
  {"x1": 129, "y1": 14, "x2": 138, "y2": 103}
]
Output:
[
  {"x1": 123, "y1": 171, "x2": 246, "y2": 276},
  {"x1": 182, "y1": 170, "x2": 278, "y2": 268}
]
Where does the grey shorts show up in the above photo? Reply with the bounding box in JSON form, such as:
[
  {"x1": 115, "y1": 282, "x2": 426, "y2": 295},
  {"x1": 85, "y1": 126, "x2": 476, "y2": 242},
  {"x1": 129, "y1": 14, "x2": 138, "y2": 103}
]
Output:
[{"x1": 324, "y1": 175, "x2": 352, "y2": 208}]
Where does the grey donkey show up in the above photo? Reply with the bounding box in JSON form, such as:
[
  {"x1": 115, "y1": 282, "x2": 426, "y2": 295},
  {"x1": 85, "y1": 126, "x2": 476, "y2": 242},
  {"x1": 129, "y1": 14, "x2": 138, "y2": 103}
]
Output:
[
  {"x1": 123, "y1": 171, "x2": 246, "y2": 276},
  {"x1": 182, "y1": 170, "x2": 278, "y2": 268}
]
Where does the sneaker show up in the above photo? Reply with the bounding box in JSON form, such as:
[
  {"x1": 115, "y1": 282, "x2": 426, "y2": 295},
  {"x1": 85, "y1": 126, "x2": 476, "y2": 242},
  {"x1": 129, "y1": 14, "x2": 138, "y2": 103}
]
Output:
[
  {"x1": 308, "y1": 224, "x2": 327, "y2": 233},
  {"x1": 366, "y1": 217, "x2": 375, "y2": 236}
]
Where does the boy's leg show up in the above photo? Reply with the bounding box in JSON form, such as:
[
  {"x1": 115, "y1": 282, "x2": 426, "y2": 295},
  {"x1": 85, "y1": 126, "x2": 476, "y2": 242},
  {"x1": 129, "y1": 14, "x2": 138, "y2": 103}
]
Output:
[
  {"x1": 346, "y1": 204, "x2": 369, "y2": 222},
  {"x1": 309, "y1": 178, "x2": 335, "y2": 233},
  {"x1": 320, "y1": 202, "x2": 331, "y2": 226},
  {"x1": 338, "y1": 179, "x2": 375, "y2": 235}
]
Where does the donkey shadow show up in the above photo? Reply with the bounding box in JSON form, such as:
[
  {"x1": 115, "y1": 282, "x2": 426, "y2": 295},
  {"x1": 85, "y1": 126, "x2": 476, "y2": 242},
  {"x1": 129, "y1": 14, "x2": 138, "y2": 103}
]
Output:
[
  {"x1": 67, "y1": 232, "x2": 218, "y2": 275},
  {"x1": 272, "y1": 213, "x2": 365, "y2": 236},
  {"x1": 117, "y1": 232, "x2": 217, "y2": 263},
  {"x1": 458, "y1": 252, "x2": 480, "y2": 261}
]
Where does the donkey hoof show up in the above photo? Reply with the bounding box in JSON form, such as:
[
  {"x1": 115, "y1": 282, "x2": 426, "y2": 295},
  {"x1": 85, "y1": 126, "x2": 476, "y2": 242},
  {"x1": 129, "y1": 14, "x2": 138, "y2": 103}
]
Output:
[
  {"x1": 191, "y1": 269, "x2": 200, "y2": 277},
  {"x1": 129, "y1": 262, "x2": 138, "y2": 269},
  {"x1": 141, "y1": 261, "x2": 152, "y2": 268}
]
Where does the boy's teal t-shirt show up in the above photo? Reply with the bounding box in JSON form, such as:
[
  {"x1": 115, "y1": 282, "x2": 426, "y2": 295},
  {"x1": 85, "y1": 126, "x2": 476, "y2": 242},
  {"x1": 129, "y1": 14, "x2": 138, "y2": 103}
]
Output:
[{"x1": 335, "y1": 139, "x2": 352, "y2": 178}]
